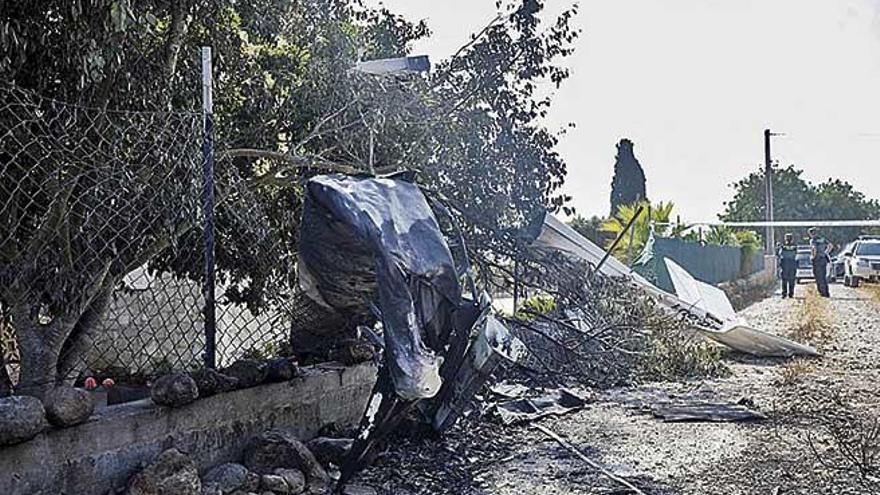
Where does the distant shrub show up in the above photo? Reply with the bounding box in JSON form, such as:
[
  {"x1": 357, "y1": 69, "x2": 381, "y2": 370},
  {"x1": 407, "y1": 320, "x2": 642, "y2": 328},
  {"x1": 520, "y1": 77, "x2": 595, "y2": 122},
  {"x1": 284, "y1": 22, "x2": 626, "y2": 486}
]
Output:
[{"x1": 514, "y1": 294, "x2": 557, "y2": 321}]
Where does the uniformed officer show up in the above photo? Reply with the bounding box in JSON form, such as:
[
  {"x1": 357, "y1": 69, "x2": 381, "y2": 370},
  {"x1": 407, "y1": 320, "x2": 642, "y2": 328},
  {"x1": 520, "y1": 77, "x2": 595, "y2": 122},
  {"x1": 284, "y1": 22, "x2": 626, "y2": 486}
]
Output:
[
  {"x1": 808, "y1": 227, "x2": 832, "y2": 297},
  {"x1": 777, "y1": 233, "x2": 797, "y2": 298}
]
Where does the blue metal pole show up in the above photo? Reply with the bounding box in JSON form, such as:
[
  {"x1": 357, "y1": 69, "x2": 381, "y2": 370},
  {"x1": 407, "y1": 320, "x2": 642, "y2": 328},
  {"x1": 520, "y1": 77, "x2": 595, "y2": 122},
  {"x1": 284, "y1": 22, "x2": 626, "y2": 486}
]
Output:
[{"x1": 201, "y1": 46, "x2": 216, "y2": 369}]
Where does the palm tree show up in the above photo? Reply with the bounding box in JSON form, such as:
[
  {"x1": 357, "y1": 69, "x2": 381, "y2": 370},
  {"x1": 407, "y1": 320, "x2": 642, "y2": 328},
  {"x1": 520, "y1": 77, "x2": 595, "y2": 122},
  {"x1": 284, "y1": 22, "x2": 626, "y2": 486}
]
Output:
[
  {"x1": 601, "y1": 200, "x2": 676, "y2": 263},
  {"x1": 704, "y1": 225, "x2": 738, "y2": 246}
]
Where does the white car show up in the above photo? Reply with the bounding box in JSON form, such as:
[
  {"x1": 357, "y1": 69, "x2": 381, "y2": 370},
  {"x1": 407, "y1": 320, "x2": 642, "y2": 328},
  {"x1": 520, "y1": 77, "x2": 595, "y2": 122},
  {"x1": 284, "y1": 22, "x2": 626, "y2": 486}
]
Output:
[
  {"x1": 843, "y1": 238, "x2": 880, "y2": 287},
  {"x1": 795, "y1": 246, "x2": 814, "y2": 282}
]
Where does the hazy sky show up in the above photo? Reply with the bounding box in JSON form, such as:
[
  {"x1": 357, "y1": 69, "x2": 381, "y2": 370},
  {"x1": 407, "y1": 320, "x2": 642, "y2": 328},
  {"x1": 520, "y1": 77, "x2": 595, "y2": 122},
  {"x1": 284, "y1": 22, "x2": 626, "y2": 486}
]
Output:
[{"x1": 369, "y1": 0, "x2": 880, "y2": 221}]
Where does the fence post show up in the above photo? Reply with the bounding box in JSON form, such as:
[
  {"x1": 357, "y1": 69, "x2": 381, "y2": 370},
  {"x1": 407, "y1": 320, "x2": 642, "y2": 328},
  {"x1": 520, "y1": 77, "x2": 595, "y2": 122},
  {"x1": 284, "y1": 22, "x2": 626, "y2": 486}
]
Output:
[{"x1": 201, "y1": 46, "x2": 217, "y2": 369}]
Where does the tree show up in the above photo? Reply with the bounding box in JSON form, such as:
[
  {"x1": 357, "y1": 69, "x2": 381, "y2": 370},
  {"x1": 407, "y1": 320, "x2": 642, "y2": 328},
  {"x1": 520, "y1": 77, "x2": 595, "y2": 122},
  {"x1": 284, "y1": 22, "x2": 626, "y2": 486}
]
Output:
[
  {"x1": 1, "y1": 0, "x2": 580, "y2": 395},
  {"x1": 721, "y1": 165, "x2": 880, "y2": 247},
  {"x1": 0, "y1": 77, "x2": 209, "y2": 397},
  {"x1": 0, "y1": 0, "x2": 439, "y2": 396},
  {"x1": 814, "y1": 179, "x2": 880, "y2": 243},
  {"x1": 609, "y1": 138, "x2": 647, "y2": 215},
  {"x1": 704, "y1": 225, "x2": 738, "y2": 246},
  {"x1": 569, "y1": 215, "x2": 608, "y2": 246}
]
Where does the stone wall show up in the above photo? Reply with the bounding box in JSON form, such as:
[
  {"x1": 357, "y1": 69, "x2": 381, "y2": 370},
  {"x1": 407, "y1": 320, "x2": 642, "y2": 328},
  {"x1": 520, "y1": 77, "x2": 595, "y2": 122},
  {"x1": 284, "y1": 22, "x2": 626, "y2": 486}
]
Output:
[{"x1": 0, "y1": 362, "x2": 376, "y2": 495}]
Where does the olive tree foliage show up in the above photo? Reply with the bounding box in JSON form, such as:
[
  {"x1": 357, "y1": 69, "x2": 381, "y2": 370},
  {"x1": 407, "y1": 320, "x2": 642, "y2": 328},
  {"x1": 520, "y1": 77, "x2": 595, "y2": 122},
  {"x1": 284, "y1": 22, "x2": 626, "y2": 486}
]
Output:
[
  {"x1": 0, "y1": 0, "x2": 578, "y2": 395},
  {"x1": 415, "y1": 0, "x2": 579, "y2": 278},
  {"x1": 168, "y1": 0, "x2": 580, "y2": 295}
]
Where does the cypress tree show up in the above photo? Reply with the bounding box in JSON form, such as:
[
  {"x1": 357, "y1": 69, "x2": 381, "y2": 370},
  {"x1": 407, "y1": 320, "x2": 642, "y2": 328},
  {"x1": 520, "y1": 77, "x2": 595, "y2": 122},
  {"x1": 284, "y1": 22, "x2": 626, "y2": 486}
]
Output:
[{"x1": 609, "y1": 138, "x2": 647, "y2": 215}]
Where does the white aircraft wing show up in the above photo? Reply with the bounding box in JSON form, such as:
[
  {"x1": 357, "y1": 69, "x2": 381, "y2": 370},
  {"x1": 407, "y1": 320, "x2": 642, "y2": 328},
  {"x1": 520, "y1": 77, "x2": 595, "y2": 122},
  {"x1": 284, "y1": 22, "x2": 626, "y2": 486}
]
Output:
[
  {"x1": 694, "y1": 219, "x2": 880, "y2": 228},
  {"x1": 702, "y1": 324, "x2": 820, "y2": 357},
  {"x1": 664, "y1": 258, "x2": 819, "y2": 357},
  {"x1": 532, "y1": 214, "x2": 653, "y2": 285},
  {"x1": 665, "y1": 258, "x2": 739, "y2": 323}
]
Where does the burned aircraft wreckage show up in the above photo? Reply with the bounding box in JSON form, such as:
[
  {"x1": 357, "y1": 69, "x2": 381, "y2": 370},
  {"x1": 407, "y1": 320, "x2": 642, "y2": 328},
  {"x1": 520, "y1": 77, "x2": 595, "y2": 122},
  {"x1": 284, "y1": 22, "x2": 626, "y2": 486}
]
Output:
[
  {"x1": 295, "y1": 173, "x2": 525, "y2": 485},
  {"x1": 293, "y1": 172, "x2": 817, "y2": 488}
]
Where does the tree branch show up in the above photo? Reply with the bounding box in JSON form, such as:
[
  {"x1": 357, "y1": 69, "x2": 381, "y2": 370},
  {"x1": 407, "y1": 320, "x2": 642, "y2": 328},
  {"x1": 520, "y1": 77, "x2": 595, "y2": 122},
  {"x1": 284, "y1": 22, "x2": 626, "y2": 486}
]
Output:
[
  {"x1": 164, "y1": 0, "x2": 192, "y2": 80},
  {"x1": 219, "y1": 148, "x2": 399, "y2": 180},
  {"x1": 292, "y1": 99, "x2": 359, "y2": 151}
]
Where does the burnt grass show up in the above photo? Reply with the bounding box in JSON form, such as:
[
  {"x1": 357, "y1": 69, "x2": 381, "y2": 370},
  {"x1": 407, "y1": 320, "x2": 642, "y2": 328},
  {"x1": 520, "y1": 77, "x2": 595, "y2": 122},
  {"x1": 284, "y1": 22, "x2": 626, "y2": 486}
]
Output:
[
  {"x1": 350, "y1": 283, "x2": 880, "y2": 494},
  {"x1": 356, "y1": 412, "x2": 676, "y2": 495}
]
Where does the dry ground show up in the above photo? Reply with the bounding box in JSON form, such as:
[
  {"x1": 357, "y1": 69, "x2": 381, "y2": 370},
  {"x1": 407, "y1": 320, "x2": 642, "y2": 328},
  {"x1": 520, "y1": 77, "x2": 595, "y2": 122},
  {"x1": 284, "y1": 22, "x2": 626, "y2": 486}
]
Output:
[{"x1": 353, "y1": 282, "x2": 880, "y2": 494}]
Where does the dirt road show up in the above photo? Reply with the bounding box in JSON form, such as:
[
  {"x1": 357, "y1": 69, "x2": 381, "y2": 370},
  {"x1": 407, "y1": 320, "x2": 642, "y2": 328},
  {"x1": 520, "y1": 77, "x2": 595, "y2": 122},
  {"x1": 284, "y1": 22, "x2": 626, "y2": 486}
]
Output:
[{"x1": 355, "y1": 283, "x2": 880, "y2": 494}]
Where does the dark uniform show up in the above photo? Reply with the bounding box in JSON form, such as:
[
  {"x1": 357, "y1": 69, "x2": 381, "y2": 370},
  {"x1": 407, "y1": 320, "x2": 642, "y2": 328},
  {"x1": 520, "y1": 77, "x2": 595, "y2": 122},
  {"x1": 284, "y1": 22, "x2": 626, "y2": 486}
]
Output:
[
  {"x1": 778, "y1": 243, "x2": 797, "y2": 298},
  {"x1": 810, "y1": 235, "x2": 831, "y2": 297}
]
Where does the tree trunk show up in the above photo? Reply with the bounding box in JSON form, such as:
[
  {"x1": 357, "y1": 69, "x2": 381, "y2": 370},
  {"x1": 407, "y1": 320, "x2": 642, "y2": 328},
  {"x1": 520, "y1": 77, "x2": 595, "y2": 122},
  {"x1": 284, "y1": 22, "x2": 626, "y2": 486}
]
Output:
[
  {"x1": 15, "y1": 329, "x2": 61, "y2": 400},
  {"x1": 9, "y1": 302, "x2": 76, "y2": 399},
  {"x1": 57, "y1": 289, "x2": 113, "y2": 382},
  {"x1": 0, "y1": 354, "x2": 12, "y2": 397}
]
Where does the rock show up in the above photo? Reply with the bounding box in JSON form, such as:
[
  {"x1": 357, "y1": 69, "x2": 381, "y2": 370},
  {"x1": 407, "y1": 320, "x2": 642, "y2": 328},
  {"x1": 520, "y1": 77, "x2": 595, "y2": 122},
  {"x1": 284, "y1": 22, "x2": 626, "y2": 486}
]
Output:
[
  {"x1": 259, "y1": 474, "x2": 290, "y2": 493},
  {"x1": 190, "y1": 369, "x2": 239, "y2": 397},
  {"x1": 342, "y1": 485, "x2": 378, "y2": 495},
  {"x1": 43, "y1": 385, "x2": 94, "y2": 427},
  {"x1": 265, "y1": 358, "x2": 297, "y2": 383},
  {"x1": 242, "y1": 430, "x2": 329, "y2": 489},
  {"x1": 273, "y1": 469, "x2": 305, "y2": 494},
  {"x1": 306, "y1": 437, "x2": 352, "y2": 467},
  {"x1": 317, "y1": 423, "x2": 358, "y2": 439},
  {"x1": 127, "y1": 448, "x2": 201, "y2": 495},
  {"x1": 0, "y1": 395, "x2": 46, "y2": 445},
  {"x1": 242, "y1": 472, "x2": 260, "y2": 492},
  {"x1": 150, "y1": 373, "x2": 199, "y2": 407},
  {"x1": 222, "y1": 360, "x2": 268, "y2": 389},
  {"x1": 328, "y1": 340, "x2": 376, "y2": 365},
  {"x1": 202, "y1": 463, "x2": 249, "y2": 493},
  {"x1": 201, "y1": 482, "x2": 223, "y2": 495}
]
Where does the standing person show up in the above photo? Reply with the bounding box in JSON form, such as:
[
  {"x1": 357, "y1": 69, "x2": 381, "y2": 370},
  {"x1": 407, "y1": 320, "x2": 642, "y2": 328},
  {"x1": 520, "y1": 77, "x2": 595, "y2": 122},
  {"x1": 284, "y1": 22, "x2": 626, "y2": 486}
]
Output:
[
  {"x1": 808, "y1": 227, "x2": 832, "y2": 297},
  {"x1": 778, "y1": 233, "x2": 797, "y2": 298}
]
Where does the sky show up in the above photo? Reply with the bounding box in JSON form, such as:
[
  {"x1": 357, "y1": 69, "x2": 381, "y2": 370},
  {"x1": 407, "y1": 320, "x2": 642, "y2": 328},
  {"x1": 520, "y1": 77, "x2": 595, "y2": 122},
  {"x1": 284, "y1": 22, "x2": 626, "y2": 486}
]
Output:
[{"x1": 367, "y1": 0, "x2": 880, "y2": 222}]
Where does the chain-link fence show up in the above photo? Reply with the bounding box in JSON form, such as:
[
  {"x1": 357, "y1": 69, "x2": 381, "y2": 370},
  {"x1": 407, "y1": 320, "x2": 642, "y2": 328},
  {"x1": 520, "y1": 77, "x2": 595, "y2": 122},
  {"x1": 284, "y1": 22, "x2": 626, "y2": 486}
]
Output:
[
  {"x1": 0, "y1": 82, "x2": 202, "y2": 390},
  {"x1": 0, "y1": 78, "x2": 303, "y2": 392}
]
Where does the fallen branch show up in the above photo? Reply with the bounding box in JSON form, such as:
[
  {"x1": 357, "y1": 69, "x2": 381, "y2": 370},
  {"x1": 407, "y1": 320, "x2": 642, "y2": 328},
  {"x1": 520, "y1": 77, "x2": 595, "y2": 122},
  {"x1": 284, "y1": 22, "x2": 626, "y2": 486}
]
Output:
[{"x1": 533, "y1": 424, "x2": 647, "y2": 495}]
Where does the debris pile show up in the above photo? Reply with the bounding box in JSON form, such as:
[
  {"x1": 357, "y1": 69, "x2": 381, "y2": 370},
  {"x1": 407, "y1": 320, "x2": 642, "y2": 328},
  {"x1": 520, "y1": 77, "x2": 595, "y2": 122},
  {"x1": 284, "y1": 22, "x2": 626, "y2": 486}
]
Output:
[
  {"x1": 526, "y1": 213, "x2": 819, "y2": 357},
  {"x1": 282, "y1": 173, "x2": 748, "y2": 491},
  {"x1": 503, "y1": 249, "x2": 728, "y2": 389}
]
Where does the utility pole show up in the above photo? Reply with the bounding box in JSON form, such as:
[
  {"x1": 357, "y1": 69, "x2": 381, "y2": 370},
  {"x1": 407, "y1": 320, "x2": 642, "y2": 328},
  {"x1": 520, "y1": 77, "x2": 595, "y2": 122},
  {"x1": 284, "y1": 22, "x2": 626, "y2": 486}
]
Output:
[{"x1": 763, "y1": 129, "x2": 781, "y2": 254}]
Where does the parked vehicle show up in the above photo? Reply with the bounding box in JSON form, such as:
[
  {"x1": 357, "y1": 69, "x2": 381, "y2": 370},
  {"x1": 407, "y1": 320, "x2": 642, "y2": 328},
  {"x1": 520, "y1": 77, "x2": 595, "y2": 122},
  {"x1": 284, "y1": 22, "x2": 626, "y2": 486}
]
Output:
[
  {"x1": 794, "y1": 244, "x2": 836, "y2": 283},
  {"x1": 843, "y1": 238, "x2": 880, "y2": 287},
  {"x1": 795, "y1": 246, "x2": 813, "y2": 282},
  {"x1": 829, "y1": 241, "x2": 856, "y2": 283}
]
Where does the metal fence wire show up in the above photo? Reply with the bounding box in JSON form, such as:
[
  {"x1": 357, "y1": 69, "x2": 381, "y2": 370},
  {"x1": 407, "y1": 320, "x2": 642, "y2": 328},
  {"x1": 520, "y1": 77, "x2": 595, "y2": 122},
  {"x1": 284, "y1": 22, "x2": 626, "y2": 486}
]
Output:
[{"x1": 0, "y1": 82, "x2": 299, "y2": 390}]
